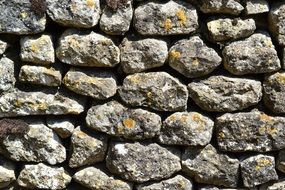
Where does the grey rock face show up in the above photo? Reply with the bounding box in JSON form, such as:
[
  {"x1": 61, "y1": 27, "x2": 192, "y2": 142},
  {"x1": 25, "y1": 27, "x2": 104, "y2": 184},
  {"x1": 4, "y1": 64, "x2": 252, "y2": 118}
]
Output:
[
  {"x1": 169, "y1": 36, "x2": 221, "y2": 78},
  {"x1": 277, "y1": 150, "x2": 285, "y2": 173},
  {"x1": 0, "y1": 40, "x2": 7, "y2": 55},
  {"x1": 182, "y1": 144, "x2": 239, "y2": 187},
  {"x1": 241, "y1": 155, "x2": 278, "y2": 187},
  {"x1": 46, "y1": 0, "x2": 100, "y2": 28},
  {"x1": 120, "y1": 37, "x2": 168, "y2": 74},
  {"x1": 106, "y1": 142, "x2": 181, "y2": 182},
  {"x1": 245, "y1": 0, "x2": 269, "y2": 15},
  {"x1": 86, "y1": 101, "x2": 161, "y2": 140},
  {"x1": 199, "y1": 187, "x2": 248, "y2": 190},
  {"x1": 199, "y1": 0, "x2": 244, "y2": 15},
  {"x1": 269, "y1": 2, "x2": 285, "y2": 46},
  {"x1": 0, "y1": 57, "x2": 15, "y2": 92},
  {"x1": 134, "y1": 0, "x2": 198, "y2": 35},
  {"x1": 188, "y1": 75, "x2": 262, "y2": 112},
  {"x1": 223, "y1": 33, "x2": 281, "y2": 75},
  {"x1": 56, "y1": 30, "x2": 120, "y2": 67},
  {"x1": 17, "y1": 163, "x2": 71, "y2": 190},
  {"x1": 260, "y1": 180, "x2": 285, "y2": 190},
  {"x1": 0, "y1": 156, "x2": 15, "y2": 188},
  {"x1": 46, "y1": 117, "x2": 75, "y2": 138},
  {"x1": 119, "y1": 72, "x2": 188, "y2": 111},
  {"x1": 73, "y1": 167, "x2": 133, "y2": 190},
  {"x1": 159, "y1": 112, "x2": 214, "y2": 146}
]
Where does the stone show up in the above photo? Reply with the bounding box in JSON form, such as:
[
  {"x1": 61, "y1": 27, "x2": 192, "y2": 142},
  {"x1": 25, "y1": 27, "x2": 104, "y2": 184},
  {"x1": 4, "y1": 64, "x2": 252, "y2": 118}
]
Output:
[
  {"x1": 169, "y1": 36, "x2": 221, "y2": 78},
  {"x1": 241, "y1": 155, "x2": 278, "y2": 187},
  {"x1": 46, "y1": 0, "x2": 100, "y2": 28},
  {"x1": 245, "y1": 0, "x2": 269, "y2": 15},
  {"x1": 17, "y1": 163, "x2": 71, "y2": 190},
  {"x1": 46, "y1": 117, "x2": 75, "y2": 138},
  {"x1": 119, "y1": 72, "x2": 188, "y2": 111},
  {"x1": 188, "y1": 75, "x2": 262, "y2": 112},
  {"x1": 106, "y1": 142, "x2": 181, "y2": 182},
  {"x1": 216, "y1": 110, "x2": 285, "y2": 152},
  {"x1": 269, "y1": 2, "x2": 285, "y2": 46},
  {"x1": 277, "y1": 150, "x2": 285, "y2": 173},
  {"x1": 207, "y1": 18, "x2": 256, "y2": 42},
  {"x1": 19, "y1": 65, "x2": 61, "y2": 87},
  {"x1": 0, "y1": 57, "x2": 15, "y2": 92},
  {"x1": 182, "y1": 144, "x2": 239, "y2": 187},
  {"x1": 134, "y1": 0, "x2": 198, "y2": 35},
  {"x1": 0, "y1": 40, "x2": 7, "y2": 55},
  {"x1": 86, "y1": 101, "x2": 161, "y2": 140},
  {"x1": 73, "y1": 167, "x2": 133, "y2": 190},
  {"x1": 120, "y1": 37, "x2": 168, "y2": 74},
  {"x1": 63, "y1": 68, "x2": 117, "y2": 100},
  {"x1": 20, "y1": 34, "x2": 55, "y2": 65},
  {"x1": 69, "y1": 127, "x2": 108, "y2": 168},
  {"x1": 198, "y1": 0, "x2": 244, "y2": 15},
  {"x1": 199, "y1": 187, "x2": 247, "y2": 190},
  {"x1": 0, "y1": 156, "x2": 15, "y2": 188},
  {"x1": 260, "y1": 180, "x2": 285, "y2": 190},
  {"x1": 56, "y1": 30, "x2": 120, "y2": 67},
  {"x1": 0, "y1": 0, "x2": 46, "y2": 34},
  {"x1": 158, "y1": 112, "x2": 214, "y2": 146}
]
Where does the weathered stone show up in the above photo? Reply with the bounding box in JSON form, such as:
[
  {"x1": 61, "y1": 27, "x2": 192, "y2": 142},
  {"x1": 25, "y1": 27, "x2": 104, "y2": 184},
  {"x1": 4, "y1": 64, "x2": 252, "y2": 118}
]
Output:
[
  {"x1": 269, "y1": 2, "x2": 285, "y2": 46},
  {"x1": 182, "y1": 144, "x2": 239, "y2": 187},
  {"x1": 69, "y1": 127, "x2": 108, "y2": 168},
  {"x1": 0, "y1": 57, "x2": 15, "y2": 92},
  {"x1": 119, "y1": 72, "x2": 188, "y2": 111},
  {"x1": 277, "y1": 150, "x2": 285, "y2": 173},
  {"x1": 0, "y1": 40, "x2": 7, "y2": 55},
  {"x1": 241, "y1": 155, "x2": 278, "y2": 187},
  {"x1": 159, "y1": 112, "x2": 214, "y2": 146},
  {"x1": 216, "y1": 110, "x2": 285, "y2": 152},
  {"x1": 20, "y1": 34, "x2": 55, "y2": 65},
  {"x1": 245, "y1": 0, "x2": 269, "y2": 15},
  {"x1": 73, "y1": 167, "x2": 133, "y2": 190},
  {"x1": 199, "y1": 187, "x2": 247, "y2": 190},
  {"x1": 0, "y1": 156, "x2": 15, "y2": 188},
  {"x1": 223, "y1": 33, "x2": 281, "y2": 75},
  {"x1": 260, "y1": 180, "x2": 285, "y2": 190},
  {"x1": 17, "y1": 163, "x2": 71, "y2": 190},
  {"x1": 46, "y1": 117, "x2": 75, "y2": 138},
  {"x1": 198, "y1": 0, "x2": 244, "y2": 15},
  {"x1": 19, "y1": 65, "x2": 61, "y2": 87},
  {"x1": 46, "y1": 0, "x2": 100, "y2": 28},
  {"x1": 63, "y1": 68, "x2": 117, "y2": 99},
  {"x1": 120, "y1": 37, "x2": 168, "y2": 74},
  {"x1": 134, "y1": 0, "x2": 198, "y2": 35},
  {"x1": 169, "y1": 36, "x2": 221, "y2": 78},
  {"x1": 56, "y1": 30, "x2": 120, "y2": 67},
  {"x1": 106, "y1": 142, "x2": 181, "y2": 182},
  {"x1": 188, "y1": 75, "x2": 262, "y2": 112},
  {"x1": 86, "y1": 101, "x2": 161, "y2": 140}
]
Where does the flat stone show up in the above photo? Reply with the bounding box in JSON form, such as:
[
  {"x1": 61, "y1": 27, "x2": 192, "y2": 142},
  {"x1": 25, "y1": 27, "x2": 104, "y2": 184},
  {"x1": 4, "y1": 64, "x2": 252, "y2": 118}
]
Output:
[
  {"x1": 188, "y1": 75, "x2": 262, "y2": 112},
  {"x1": 120, "y1": 37, "x2": 168, "y2": 74},
  {"x1": 0, "y1": 57, "x2": 15, "y2": 92},
  {"x1": 86, "y1": 101, "x2": 161, "y2": 140},
  {"x1": 119, "y1": 72, "x2": 188, "y2": 111},
  {"x1": 158, "y1": 112, "x2": 214, "y2": 146},
  {"x1": 182, "y1": 144, "x2": 239, "y2": 187},
  {"x1": 169, "y1": 36, "x2": 221, "y2": 78},
  {"x1": 198, "y1": 0, "x2": 244, "y2": 15},
  {"x1": 260, "y1": 180, "x2": 285, "y2": 190},
  {"x1": 216, "y1": 110, "x2": 285, "y2": 152},
  {"x1": 241, "y1": 155, "x2": 278, "y2": 187},
  {"x1": 134, "y1": 0, "x2": 198, "y2": 35},
  {"x1": 106, "y1": 142, "x2": 181, "y2": 182},
  {"x1": 245, "y1": 0, "x2": 269, "y2": 15},
  {"x1": 63, "y1": 68, "x2": 117, "y2": 100},
  {"x1": 73, "y1": 167, "x2": 133, "y2": 190},
  {"x1": 17, "y1": 163, "x2": 71, "y2": 190},
  {"x1": 0, "y1": 40, "x2": 7, "y2": 55},
  {"x1": 277, "y1": 150, "x2": 285, "y2": 173},
  {"x1": 46, "y1": 116, "x2": 75, "y2": 138},
  {"x1": 269, "y1": 2, "x2": 285, "y2": 46},
  {"x1": 0, "y1": 156, "x2": 15, "y2": 188},
  {"x1": 199, "y1": 187, "x2": 248, "y2": 190},
  {"x1": 56, "y1": 30, "x2": 120, "y2": 67},
  {"x1": 46, "y1": 0, "x2": 100, "y2": 28}
]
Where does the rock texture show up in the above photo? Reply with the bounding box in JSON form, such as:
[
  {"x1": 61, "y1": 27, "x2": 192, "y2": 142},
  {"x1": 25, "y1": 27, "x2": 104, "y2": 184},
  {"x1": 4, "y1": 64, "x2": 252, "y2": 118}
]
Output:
[
  {"x1": 245, "y1": 0, "x2": 269, "y2": 15},
  {"x1": 198, "y1": 0, "x2": 244, "y2": 15},
  {"x1": 0, "y1": 157, "x2": 15, "y2": 188},
  {"x1": 269, "y1": 2, "x2": 285, "y2": 45},
  {"x1": 0, "y1": 57, "x2": 15, "y2": 92}
]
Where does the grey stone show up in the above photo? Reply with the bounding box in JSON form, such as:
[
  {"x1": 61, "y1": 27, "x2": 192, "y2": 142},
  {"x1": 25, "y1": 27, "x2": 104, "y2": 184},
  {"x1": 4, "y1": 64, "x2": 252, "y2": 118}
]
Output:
[
  {"x1": 277, "y1": 150, "x2": 285, "y2": 173},
  {"x1": 169, "y1": 36, "x2": 221, "y2": 78},
  {"x1": 182, "y1": 144, "x2": 239, "y2": 187},
  {"x1": 0, "y1": 156, "x2": 15, "y2": 188},
  {"x1": 0, "y1": 40, "x2": 7, "y2": 55},
  {"x1": 199, "y1": 0, "x2": 244, "y2": 15},
  {"x1": 86, "y1": 101, "x2": 161, "y2": 140},
  {"x1": 260, "y1": 180, "x2": 285, "y2": 190},
  {"x1": 241, "y1": 155, "x2": 278, "y2": 187},
  {"x1": 245, "y1": 0, "x2": 269, "y2": 15},
  {"x1": 134, "y1": 0, "x2": 198, "y2": 36},
  {"x1": 269, "y1": 2, "x2": 285, "y2": 46},
  {"x1": 199, "y1": 187, "x2": 247, "y2": 190},
  {"x1": 46, "y1": 117, "x2": 75, "y2": 138},
  {"x1": 120, "y1": 37, "x2": 168, "y2": 74},
  {"x1": 56, "y1": 30, "x2": 120, "y2": 67},
  {"x1": 119, "y1": 72, "x2": 188, "y2": 111},
  {"x1": 106, "y1": 142, "x2": 181, "y2": 182},
  {"x1": 158, "y1": 112, "x2": 214, "y2": 146},
  {"x1": 0, "y1": 57, "x2": 15, "y2": 92},
  {"x1": 188, "y1": 75, "x2": 262, "y2": 112}
]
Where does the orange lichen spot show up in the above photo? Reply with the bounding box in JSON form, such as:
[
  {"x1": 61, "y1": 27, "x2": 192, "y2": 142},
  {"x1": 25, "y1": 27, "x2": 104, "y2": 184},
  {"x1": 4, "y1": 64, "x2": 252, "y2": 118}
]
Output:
[
  {"x1": 192, "y1": 113, "x2": 202, "y2": 123},
  {"x1": 192, "y1": 58, "x2": 199, "y2": 66},
  {"x1": 181, "y1": 115, "x2": 188, "y2": 123},
  {"x1": 276, "y1": 73, "x2": 285, "y2": 84},
  {"x1": 176, "y1": 9, "x2": 187, "y2": 26},
  {"x1": 169, "y1": 50, "x2": 181, "y2": 60},
  {"x1": 164, "y1": 19, "x2": 172, "y2": 30},
  {"x1": 123, "y1": 118, "x2": 136, "y2": 129},
  {"x1": 168, "y1": 115, "x2": 177, "y2": 122},
  {"x1": 86, "y1": 0, "x2": 95, "y2": 7},
  {"x1": 259, "y1": 113, "x2": 273, "y2": 122}
]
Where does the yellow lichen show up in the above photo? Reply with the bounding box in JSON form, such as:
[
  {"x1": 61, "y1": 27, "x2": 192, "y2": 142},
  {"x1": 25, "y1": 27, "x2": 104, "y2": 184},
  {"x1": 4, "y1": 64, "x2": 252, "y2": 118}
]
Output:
[
  {"x1": 259, "y1": 113, "x2": 273, "y2": 122},
  {"x1": 129, "y1": 75, "x2": 141, "y2": 83},
  {"x1": 258, "y1": 125, "x2": 266, "y2": 135},
  {"x1": 168, "y1": 115, "x2": 177, "y2": 122},
  {"x1": 169, "y1": 50, "x2": 181, "y2": 60},
  {"x1": 20, "y1": 12, "x2": 28, "y2": 19},
  {"x1": 255, "y1": 158, "x2": 272, "y2": 170},
  {"x1": 276, "y1": 73, "x2": 285, "y2": 84},
  {"x1": 30, "y1": 42, "x2": 39, "y2": 53},
  {"x1": 176, "y1": 9, "x2": 187, "y2": 26},
  {"x1": 181, "y1": 115, "x2": 188, "y2": 123},
  {"x1": 123, "y1": 119, "x2": 136, "y2": 129},
  {"x1": 68, "y1": 37, "x2": 80, "y2": 49},
  {"x1": 86, "y1": 0, "x2": 95, "y2": 7},
  {"x1": 164, "y1": 19, "x2": 172, "y2": 30},
  {"x1": 192, "y1": 58, "x2": 199, "y2": 66},
  {"x1": 264, "y1": 40, "x2": 273, "y2": 48},
  {"x1": 218, "y1": 132, "x2": 225, "y2": 139}
]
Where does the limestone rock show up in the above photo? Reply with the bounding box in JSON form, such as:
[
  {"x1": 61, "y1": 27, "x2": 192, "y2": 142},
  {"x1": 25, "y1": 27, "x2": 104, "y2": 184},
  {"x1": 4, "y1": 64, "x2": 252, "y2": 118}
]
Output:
[
  {"x1": 245, "y1": 0, "x2": 269, "y2": 15},
  {"x1": 0, "y1": 40, "x2": 7, "y2": 55},
  {"x1": 199, "y1": 187, "x2": 248, "y2": 190},
  {"x1": 0, "y1": 156, "x2": 15, "y2": 188},
  {"x1": 260, "y1": 180, "x2": 285, "y2": 190},
  {"x1": 46, "y1": 117, "x2": 75, "y2": 138},
  {"x1": 269, "y1": 2, "x2": 285, "y2": 46},
  {"x1": 0, "y1": 57, "x2": 15, "y2": 92},
  {"x1": 277, "y1": 150, "x2": 285, "y2": 173},
  {"x1": 198, "y1": 0, "x2": 244, "y2": 15}
]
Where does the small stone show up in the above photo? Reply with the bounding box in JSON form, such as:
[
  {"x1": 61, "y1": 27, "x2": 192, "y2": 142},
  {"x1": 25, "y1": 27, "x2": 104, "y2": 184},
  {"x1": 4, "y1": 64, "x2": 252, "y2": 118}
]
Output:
[
  {"x1": 182, "y1": 144, "x2": 239, "y2": 187},
  {"x1": 20, "y1": 34, "x2": 55, "y2": 65},
  {"x1": 188, "y1": 75, "x2": 262, "y2": 112},
  {"x1": 277, "y1": 150, "x2": 285, "y2": 173},
  {"x1": 169, "y1": 36, "x2": 221, "y2": 78},
  {"x1": 198, "y1": 0, "x2": 244, "y2": 15},
  {"x1": 260, "y1": 180, "x2": 285, "y2": 190},
  {"x1": 56, "y1": 30, "x2": 120, "y2": 67},
  {"x1": 134, "y1": 0, "x2": 198, "y2": 35},
  {"x1": 119, "y1": 72, "x2": 188, "y2": 111},
  {"x1": 269, "y1": 2, "x2": 285, "y2": 46},
  {"x1": 120, "y1": 37, "x2": 168, "y2": 74},
  {"x1": 245, "y1": 0, "x2": 269, "y2": 15},
  {"x1": 86, "y1": 101, "x2": 161, "y2": 140},
  {"x1": 17, "y1": 163, "x2": 71, "y2": 190},
  {"x1": 0, "y1": 156, "x2": 15, "y2": 188},
  {"x1": 0, "y1": 40, "x2": 7, "y2": 55},
  {"x1": 241, "y1": 155, "x2": 278, "y2": 187},
  {"x1": 46, "y1": 0, "x2": 100, "y2": 28},
  {"x1": 73, "y1": 167, "x2": 133, "y2": 190},
  {"x1": 63, "y1": 68, "x2": 117, "y2": 99},
  {"x1": 0, "y1": 57, "x2": 15, "y2": 92},
  {"x1": 106, "y1": 142, "x2": 181, "y2": 182},
  {"x1": 159, "y1": 112, "x2": 214, "y2": 146},
  {"x1": 46, "y1": 117, "x2": 75, "y2": 138}
]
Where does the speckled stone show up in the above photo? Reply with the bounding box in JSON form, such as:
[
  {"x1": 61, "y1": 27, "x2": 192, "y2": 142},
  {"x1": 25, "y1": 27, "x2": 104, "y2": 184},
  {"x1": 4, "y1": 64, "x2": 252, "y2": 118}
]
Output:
[
  {"x1": 269, "y1": 1, "x2": 285, "y2": 46},
  {"x1": 0, "y1": 40, "x2": 7, "y2": 55},
  {"x1": 245, "y1": 0, "x2": 269, "y2": 15},
  {"x1": 0, "y1": 57, "x2": 15, "y2": 93},
  {"x1": 0, "y1": 156, "x2": 15, "y2": 188},
  {"x1": 46, "y1": 117, "x2": 75, "y2": 138},
  {"x1": 198, "y1": 0, "x2": 244, "y2": 15}
]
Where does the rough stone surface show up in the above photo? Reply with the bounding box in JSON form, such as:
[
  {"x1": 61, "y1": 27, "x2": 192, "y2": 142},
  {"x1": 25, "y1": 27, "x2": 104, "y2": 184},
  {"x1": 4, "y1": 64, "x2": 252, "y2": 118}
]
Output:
[
  {"x1": 277, "y1": 150, "x2": 285, "y2": 173},
  {"x1": 188, "y1": 75, "x2": 262, "y2": 112},
  {"x1": 245, "y1": 0, "x2": 269, "y2": 15},
  {"x1": 0, "y1": 156, "x2": 15, "y2": 188},
  {"x1": 260, "y1": 180, "x2": 285, "y2": 190},
  {"x1": 0, "y1": 40, "x2": 7, "y2": 55},
  {"x1": 199, "y1": 187, "x2": 248, "y2": 190},
  {"x1": 198, "y1": 0, "x2": 244, "y2": 15},
  {"x1": 0, "y1": 57, "x2": 15, "y2": 93},
  {"x1": 269, "y1": 2, "x2": 285, "y2": 46},
  {"x1": 46, "y1": 117, "x2": 75, "y2": 138}
]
